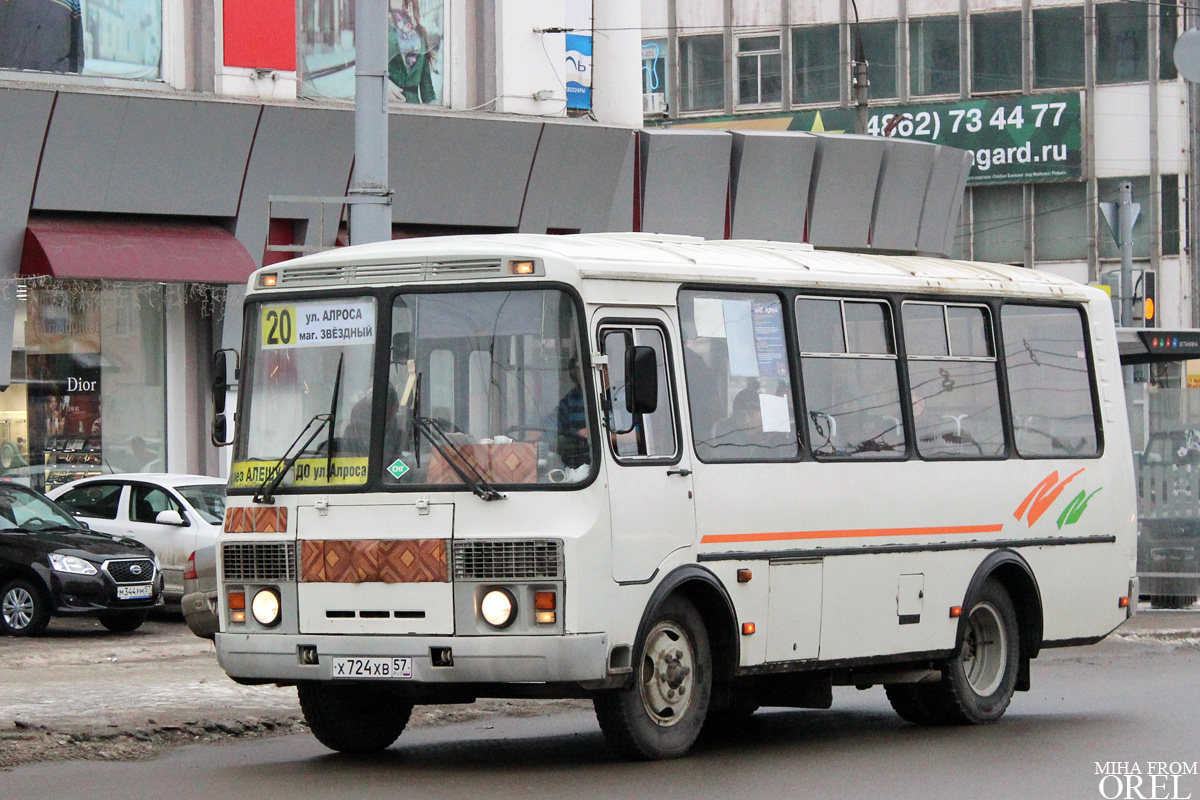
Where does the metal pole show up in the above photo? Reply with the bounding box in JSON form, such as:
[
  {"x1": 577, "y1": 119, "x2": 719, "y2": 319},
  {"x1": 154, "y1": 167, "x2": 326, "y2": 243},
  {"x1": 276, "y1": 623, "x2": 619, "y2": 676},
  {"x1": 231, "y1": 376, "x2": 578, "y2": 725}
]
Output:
[
  {"x1": 1120, "y1": 181, "x2": 1136, "y2": 328},
  {"x1": 854, "y1": 60, "x2": 869, "y2": 135},
  {"x1": 349, "y1": 0, "x2": 392, "y2": 245}
]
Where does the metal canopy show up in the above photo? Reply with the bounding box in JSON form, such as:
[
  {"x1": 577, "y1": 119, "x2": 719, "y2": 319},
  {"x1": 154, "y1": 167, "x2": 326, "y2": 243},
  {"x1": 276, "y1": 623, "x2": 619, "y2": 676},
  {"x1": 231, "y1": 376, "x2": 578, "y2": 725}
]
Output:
[{"x1": 1117, "y1": 328, "x2": 1200, "y2": 365}]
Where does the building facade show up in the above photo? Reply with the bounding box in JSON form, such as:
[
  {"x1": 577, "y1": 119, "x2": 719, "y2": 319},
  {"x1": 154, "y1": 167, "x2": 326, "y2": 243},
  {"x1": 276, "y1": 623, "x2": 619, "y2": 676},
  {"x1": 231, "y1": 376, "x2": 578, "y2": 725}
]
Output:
[{"x1": 641, "y1": 0, "x2": 1190, "y2": 336}]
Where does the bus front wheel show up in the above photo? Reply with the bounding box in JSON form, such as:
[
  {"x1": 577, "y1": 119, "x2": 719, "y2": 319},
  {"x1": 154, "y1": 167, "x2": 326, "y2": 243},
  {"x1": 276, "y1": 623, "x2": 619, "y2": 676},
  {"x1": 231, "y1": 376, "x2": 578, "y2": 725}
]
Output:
[
  {"x1": 298, "y1": 682, "x2": 413, "y2": 753},
  {"x1": 593, "y1": 595, "x2": 712, "y2": 760}
]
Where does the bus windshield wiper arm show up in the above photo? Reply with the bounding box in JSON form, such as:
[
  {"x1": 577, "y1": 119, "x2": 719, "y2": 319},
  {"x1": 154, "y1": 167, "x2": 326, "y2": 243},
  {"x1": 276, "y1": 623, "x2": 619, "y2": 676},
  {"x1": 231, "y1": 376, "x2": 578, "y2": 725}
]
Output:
[
  {"x1": 325, "y1": 354, "x2": 344, "y2": 480},
  {"x1": 254, "y1": 413, "x2": 330, "y2": 504},
  {"x1": 411, "y1": 417, "x2": 505, "y2": 501}
]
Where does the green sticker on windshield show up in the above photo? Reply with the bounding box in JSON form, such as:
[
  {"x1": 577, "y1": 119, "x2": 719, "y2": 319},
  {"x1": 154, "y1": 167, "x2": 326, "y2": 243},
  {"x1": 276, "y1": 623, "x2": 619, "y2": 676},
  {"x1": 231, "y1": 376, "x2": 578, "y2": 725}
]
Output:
[{"x1": 387, "y1": 459, "x2": 410, "y2": 480}]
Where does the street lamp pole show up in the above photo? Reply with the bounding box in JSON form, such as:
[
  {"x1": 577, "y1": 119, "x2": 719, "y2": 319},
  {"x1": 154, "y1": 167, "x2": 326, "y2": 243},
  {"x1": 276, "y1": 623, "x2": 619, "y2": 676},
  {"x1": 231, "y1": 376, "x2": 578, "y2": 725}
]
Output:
[{"x1": 348, "y1": 0, "x2": 392, "y2": 246}]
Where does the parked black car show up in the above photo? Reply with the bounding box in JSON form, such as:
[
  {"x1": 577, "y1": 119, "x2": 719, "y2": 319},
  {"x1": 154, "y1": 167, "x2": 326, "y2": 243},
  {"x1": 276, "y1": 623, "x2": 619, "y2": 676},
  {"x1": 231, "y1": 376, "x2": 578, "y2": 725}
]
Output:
[{"x1": 0, "y1": 482, "x2": 163, "y2": 636}]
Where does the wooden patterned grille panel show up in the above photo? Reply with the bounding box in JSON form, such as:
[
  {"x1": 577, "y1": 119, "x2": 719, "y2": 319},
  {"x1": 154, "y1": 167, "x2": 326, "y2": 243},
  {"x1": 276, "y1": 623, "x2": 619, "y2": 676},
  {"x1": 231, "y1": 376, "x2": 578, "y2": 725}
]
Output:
[
  {"x1": 224, "y1": 507, "x2": 289, "y2": 533},
  {"x1": 301, "y1": 539, "x2": 448, "y2": 583}
]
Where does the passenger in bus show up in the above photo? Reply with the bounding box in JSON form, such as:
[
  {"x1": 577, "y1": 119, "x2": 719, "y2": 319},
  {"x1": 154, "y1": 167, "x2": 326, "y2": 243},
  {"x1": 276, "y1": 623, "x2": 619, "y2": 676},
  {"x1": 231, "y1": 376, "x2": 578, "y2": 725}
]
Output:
[{"x1": 709, "y1": 382, "x2": 771, "y2": 456}]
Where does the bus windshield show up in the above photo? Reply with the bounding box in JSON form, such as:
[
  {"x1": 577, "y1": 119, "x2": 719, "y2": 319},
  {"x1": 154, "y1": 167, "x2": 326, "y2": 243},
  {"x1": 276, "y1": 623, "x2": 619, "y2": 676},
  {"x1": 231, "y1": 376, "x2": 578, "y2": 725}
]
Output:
[{"x1": 232, "y1": 288, "x2": 594, "y2": 492}]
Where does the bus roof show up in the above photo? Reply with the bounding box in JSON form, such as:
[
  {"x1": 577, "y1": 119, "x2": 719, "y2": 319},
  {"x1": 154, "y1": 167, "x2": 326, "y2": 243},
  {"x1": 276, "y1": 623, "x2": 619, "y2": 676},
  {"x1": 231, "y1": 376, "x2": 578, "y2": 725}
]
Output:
[{"x1": 255, "y1": 232, "x2": 1095, "y2": 302}]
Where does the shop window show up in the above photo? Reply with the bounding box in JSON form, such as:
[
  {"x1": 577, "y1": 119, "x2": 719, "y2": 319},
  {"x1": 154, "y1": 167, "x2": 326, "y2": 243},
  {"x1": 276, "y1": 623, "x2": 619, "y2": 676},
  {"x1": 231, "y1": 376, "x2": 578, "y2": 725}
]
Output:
[
  {"x1": 971, "y1": 185, "x2": 1025, "y2": 264},
  {"x1": 736, "y1": 34, "x2": 782, "y2": 107},
  {"x1": 971, "y1": 12, "x2": 1021, "y2": 93},
  {"x1": 909, "y1": 16, "x2": 959, "y2": 97},
  {"x1": 791, "y1": 25, "x2": 840, "y2": 105},
  {"x1": 642, "y1": 38, "x2": 667, "y2": 114},
  {"x1": 300, "y1": 0, "x2": 446, "y2": 105},
  {"x1": 1002, "y1": 305, "x2": 1098, "y2": 457},
  {"x1": 1097, "y1": 1, "x2": 1148, "y2": 84},
  {"x1": 857, "y1": 21, "x2": 898, "y2": 100},
  {"x1": 903, "y1": 302, "x2": 1004, "y2": 459},
  {"x1": 1097, "y1": 176, "x2": 1152, "y2": 259},
  {"x1": 680, "y1": 34, "x2": 725, "y2": 112},
  {"x1": 0, "y1": 0, "x2": 162, "y2": 80},
  {"x1": 1033, "y1": 6, "x2": 1084, "y2": 89},
  {"x1": 1034, "y1": 182, "x2": 1088, "y2": 262},
  {"x1": 679, "y1": 290, "x2": 798, "y2": 463},
  {"x1": 797, "y1": 297, "x2": 906, "y2": 459},
  {"x1": 1162, "y1": 0, "x2": 1179, "y2": 80}
]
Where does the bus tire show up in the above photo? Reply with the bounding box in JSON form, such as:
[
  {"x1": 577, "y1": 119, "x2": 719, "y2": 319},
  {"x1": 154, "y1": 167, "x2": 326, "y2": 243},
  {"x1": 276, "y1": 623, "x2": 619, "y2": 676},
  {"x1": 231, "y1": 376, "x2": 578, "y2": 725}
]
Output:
[
  {"x1": 593, "y1": 595, "x2": 712, "y2": 760},
  {"x1": 884, "y1": 683, "x2": 948, "y2": 725},
  {"x1": 298, "y1": 682, "x2": 413, "y2": 753},
  {"x1": 936, "y1": 579, "x2": 1020, "y2": 724}
]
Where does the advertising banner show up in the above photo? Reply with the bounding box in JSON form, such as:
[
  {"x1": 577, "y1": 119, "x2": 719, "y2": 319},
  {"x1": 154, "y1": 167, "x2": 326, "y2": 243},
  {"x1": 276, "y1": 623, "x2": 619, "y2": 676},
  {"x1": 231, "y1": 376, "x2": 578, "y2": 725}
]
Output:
[
  {"x1": 663, "y1": 91, "x2": 1083, "y2": 185},
  {"x1": 566, "y1": 33, "x2": 592, "y2": 110},
  {"x1": 0, "y1": 0, "x2": 162, "y2": 80}
]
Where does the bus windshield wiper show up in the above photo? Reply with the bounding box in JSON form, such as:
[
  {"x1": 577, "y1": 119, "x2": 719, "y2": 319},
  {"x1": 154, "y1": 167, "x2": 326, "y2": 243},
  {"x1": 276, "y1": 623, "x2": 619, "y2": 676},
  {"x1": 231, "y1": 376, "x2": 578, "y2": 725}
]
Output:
[
  {"x1": 254, "y1": 413, "x2": 331, "y2": 504},
  {"x1": 325, "y1": 354, "x2": 344, "y2": 480},
  {"x1": 411, "y1": 416, "x2": 505, "y2": 502}
]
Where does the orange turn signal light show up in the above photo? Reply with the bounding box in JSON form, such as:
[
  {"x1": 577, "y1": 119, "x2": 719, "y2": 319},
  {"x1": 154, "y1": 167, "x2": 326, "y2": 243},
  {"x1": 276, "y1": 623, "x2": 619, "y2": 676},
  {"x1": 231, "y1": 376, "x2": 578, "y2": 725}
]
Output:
[
  {"x1": 511, "y1": 260, "x2": 536, "y2": 275},
  {"x1": 949, "y1": 606, "x2": 963, "y2": 618},
  {"x1": 261, "y1": 273, "x2": 278, "y2": 287},
  {"x1": 741, "y1": 622, "x2": 756, "y2": 636},
  {"x1": 228, "y1": 591, "x2": 246, "y2": 610},
  {"x1": 1119, "y1": 596, "x2": 1130, "y2": 609},
  {"x1": 737, "y1": 569, "x2": 753, "y2": 583},
  {"x1": 534, "y1": 591, "x2": 556, "y2": 611}
]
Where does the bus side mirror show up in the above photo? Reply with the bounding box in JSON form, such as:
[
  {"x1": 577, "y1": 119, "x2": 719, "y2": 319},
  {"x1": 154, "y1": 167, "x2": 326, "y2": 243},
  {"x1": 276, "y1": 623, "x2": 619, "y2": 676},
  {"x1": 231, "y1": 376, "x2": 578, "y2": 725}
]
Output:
[
  {"x1": 625, "y1": 345, "x2": 658, "y2": 416},
  {"x1": 212, "y1": 349, "x2": 239, "y2": 447}
]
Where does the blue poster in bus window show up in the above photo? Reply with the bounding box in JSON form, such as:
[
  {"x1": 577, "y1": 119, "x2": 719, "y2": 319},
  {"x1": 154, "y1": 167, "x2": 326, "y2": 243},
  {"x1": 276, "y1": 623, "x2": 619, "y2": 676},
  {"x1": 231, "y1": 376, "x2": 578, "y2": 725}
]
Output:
[
  {"x1": 751, "y1": 301, "x2": 788, "y2": 378},
  {"x1": 566, "y1": 34, "x2": 592, "y2": 110}
]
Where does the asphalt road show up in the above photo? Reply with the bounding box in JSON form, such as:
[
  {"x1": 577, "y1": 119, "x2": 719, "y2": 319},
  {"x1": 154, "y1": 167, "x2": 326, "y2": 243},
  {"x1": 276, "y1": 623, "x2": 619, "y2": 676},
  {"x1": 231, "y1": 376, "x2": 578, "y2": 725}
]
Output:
[{"x1": 2, "y1": 609, "x2": 1197, "y2": 800}]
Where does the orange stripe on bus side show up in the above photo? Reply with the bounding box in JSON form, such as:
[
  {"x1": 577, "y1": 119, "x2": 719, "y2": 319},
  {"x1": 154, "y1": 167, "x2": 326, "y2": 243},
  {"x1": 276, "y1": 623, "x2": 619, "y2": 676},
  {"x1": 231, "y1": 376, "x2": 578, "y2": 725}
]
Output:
[{"x1": 699, "y1": 524, "x2": 1005, "y2": 545}]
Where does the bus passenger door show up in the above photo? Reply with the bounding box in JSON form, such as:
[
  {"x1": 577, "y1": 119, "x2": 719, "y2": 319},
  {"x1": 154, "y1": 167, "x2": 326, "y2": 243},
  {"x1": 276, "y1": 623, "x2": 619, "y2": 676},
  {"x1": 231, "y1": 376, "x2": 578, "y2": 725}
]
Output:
[{"x1": 597, "y1": 316, "x2": 696, "y2": 583}]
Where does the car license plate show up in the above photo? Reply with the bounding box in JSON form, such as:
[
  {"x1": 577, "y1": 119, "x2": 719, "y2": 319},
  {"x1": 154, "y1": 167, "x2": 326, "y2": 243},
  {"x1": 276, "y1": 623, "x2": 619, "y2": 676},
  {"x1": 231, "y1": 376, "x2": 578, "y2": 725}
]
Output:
[
  {"x1": 117, "y1": 584, "x2": 153, "y2": 600},
  {"x1": 330, "y1": 657, "x2": 412, "y2": 679}
]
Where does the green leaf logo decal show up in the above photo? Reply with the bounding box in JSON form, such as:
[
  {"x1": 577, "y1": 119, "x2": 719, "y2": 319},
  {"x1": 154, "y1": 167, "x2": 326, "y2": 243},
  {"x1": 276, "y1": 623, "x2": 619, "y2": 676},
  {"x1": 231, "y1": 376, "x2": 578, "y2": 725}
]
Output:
[{"x1": 1055, "y1": 487, "x2": 1102, "y2": 529}]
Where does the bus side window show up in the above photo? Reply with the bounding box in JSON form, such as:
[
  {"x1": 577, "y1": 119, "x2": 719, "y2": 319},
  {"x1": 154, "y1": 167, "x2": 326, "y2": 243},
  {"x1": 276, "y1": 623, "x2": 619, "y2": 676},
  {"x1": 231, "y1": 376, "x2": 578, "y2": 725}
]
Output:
[
  {"x1": 600, "y1": 325, "x2": 678, "y2": 460},
  {"x1": 679, "y1": 290, "x2": 799, "y2": 462}
]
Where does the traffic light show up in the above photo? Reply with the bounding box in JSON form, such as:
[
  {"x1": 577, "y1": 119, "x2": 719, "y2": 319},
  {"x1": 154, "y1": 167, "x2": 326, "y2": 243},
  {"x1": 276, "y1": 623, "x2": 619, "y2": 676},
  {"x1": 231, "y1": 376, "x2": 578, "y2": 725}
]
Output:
[{"x1": 1141, "y1": 270, "x2": 1156, "y2": 327}]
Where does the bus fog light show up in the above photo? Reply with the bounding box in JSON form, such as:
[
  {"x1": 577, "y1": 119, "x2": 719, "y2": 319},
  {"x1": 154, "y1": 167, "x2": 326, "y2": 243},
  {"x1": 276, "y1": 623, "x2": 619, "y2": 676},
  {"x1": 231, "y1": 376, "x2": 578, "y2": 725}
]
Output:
[
  {"x1": 251, "y1": 588, "x2": 282, "y2": 627},
  {"x1": 536, "y1": 610, "x2": 556, "y2": 624},
  {"x1": 481, "y1": 588, "x2": 516, "y2": 628}
]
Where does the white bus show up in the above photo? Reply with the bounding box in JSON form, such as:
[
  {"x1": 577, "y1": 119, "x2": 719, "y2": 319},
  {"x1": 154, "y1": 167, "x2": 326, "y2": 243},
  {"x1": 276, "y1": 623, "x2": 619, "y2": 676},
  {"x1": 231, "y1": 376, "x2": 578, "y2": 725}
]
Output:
[{"x1": 213, "y1": 233, "x2": 1137, "y2": 760}]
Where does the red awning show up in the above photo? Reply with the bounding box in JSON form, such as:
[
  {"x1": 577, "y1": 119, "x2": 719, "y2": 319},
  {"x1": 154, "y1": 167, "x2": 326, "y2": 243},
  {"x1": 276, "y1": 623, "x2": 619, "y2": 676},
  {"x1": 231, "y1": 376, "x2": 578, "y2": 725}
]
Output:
[{"x1": 21, "y1": 216, "x2": 257, "y2": 283}]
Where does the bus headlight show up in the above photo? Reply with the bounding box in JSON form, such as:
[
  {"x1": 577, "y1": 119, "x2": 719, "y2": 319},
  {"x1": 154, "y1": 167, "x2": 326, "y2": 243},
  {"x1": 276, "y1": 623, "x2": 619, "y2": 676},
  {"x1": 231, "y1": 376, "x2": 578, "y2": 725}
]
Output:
[
  {"x1": 480, "y1": 588, "x2": 516, "y2": 629},
  {"x1": 251, "y1": 588, "x2": 282, "y2": 627}
]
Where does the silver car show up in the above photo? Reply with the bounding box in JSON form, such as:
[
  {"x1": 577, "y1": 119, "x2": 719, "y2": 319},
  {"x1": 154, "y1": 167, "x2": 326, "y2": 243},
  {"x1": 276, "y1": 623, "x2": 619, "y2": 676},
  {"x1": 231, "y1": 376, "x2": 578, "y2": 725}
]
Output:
[
  {"x1": 182, "y1": 545, "x2": 218, "y2": 639},
  {"x1": 48, "y1": 474, "x2": 225, "y2": 603}
]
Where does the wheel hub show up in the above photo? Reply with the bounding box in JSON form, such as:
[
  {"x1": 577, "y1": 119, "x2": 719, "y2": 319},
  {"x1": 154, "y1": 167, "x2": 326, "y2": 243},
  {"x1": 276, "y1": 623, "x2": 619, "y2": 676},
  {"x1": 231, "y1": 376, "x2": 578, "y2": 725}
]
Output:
[
  {"x1": 962, "y1": 600, "x2": 1006, "y2": 697},
  {"x1": 2, "y1": 587, "x2": 35, "y2": 630},
  {"x1": 639, "y1": 621, "x2": 695, "y2": 727}
]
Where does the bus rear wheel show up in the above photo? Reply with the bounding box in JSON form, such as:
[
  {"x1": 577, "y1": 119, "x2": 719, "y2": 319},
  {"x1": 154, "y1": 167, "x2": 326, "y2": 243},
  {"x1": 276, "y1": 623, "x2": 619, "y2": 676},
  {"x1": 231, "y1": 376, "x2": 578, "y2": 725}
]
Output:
[
  {"x1": 298, "y1": 682, "x2": 413, "y2": 753},
  {"x1": 887, "y1": 580, "x2": 1019, "y2": 726},
  {"x1": 593, "y1": 595, "x2": 712, "y2": 760}
]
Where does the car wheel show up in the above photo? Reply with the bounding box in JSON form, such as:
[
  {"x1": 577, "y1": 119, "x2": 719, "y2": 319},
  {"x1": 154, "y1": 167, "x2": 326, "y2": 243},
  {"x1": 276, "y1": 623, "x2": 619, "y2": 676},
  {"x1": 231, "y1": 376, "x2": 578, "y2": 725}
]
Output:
[
  {"x1": 297, "y1": 682, "x2": 413, "y2": 753},
  {"x1": 593, "y1": 595, "x2": 712, "y2": 760},
  {"x1": 99, "y1": 610, "x2": 149, "y2": 633},
  {"x1": 0, "y1": 579, "x2": 51, "y2": 637}
]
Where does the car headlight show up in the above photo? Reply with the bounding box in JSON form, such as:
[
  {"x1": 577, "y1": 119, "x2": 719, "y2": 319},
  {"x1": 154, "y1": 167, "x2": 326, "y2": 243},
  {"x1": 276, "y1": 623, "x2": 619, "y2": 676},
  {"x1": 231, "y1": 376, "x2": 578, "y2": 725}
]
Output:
[
  {"x1": 480, "y1": 588, "x2": 516, "y2": 629},
  {"x1": 49, "y1": 553, "x2": 98, "y2": 575},
  {"x1": 251, "y1": 588, "x2": 281, "y2": 627}
]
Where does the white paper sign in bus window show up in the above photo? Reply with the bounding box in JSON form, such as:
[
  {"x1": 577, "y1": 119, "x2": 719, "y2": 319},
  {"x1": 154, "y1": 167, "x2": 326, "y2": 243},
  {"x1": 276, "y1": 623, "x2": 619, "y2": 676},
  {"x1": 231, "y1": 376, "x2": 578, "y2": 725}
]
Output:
[{"x1": 260, "y1": 302, "x2": 376, "y2": 349}]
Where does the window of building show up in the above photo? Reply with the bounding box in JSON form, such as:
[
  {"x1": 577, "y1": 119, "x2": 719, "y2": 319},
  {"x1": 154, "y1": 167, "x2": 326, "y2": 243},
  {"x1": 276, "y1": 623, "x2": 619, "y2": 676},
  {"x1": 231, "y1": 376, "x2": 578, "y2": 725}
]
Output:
[
  {"x1": 642, "y1": 39, "x2": 667, "y2": 95},
  {"x1": 1002, "y1": 305, "x2": 1098, "y2": 457},
  {"x1": 971, "y1": 12, "x2": 1022, "y2": 93},
  {"x1": 909, "y1": 16, "x2": 959, "y2": 97},
  {"x1": 1034, "y1": 182, "x2": 1088, "y2": 262},
  {"x1": 972, "y1": 185, "x2": 1025, "y2": 264},
  {"x1": 736, "y1": 34, "x2": 782, "y2": 107},
  {"x1": 903, "y1": 302, "x2": 1004, "y2": 459},
  {"x1": 857, "y1": 21, "x2": 898, "y2": 100},
  {"x1": 679, "y1": 291, "x2": 798, "y2": 463},
  {"x1": 1033, "y1": 6, "x2": 1085, "y2": 89},
  {"x1": 0, "y1": 0, "x2": 162, "y2": 80},
  {"x1": 797, "y1": 297, "x2": 905, "y2": 459},
  {"x1": 1098, "y1": 176, "x2": 1152, "y2": 259},
  {"x1": 300, "y1": 0, "x2": 446, "y2": 105},
  {"x1": 1163, "y1": 175, "x2": 1180, "y2": 256},
  {"x1": 1162, "y1": 0, "x2": 1179, "y2": 80},
  {"x1": 1097, "y1": 1, "x2": 1148, "y2": 84},
  {"x1": 680, "y1": 34, "x2": 725, "y2": 113},
  {"x1": 791, "y1": 25, "x2": 841, "y2": 105}
]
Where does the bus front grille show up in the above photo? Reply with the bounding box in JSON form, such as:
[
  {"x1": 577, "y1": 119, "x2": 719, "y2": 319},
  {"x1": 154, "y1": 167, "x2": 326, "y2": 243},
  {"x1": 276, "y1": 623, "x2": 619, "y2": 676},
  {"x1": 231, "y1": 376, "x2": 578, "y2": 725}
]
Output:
[
  {"x1": 223, "y1": 542, "x2": 297, "y2": 582},
  {"x1": 453, "y1": 540, "x2": 563, "y2": 580}
]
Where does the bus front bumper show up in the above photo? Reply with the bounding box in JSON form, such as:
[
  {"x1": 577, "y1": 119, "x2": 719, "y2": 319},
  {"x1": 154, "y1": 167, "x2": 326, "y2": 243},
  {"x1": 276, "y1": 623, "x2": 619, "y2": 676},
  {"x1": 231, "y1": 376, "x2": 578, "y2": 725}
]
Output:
[{"x1": 215, "y1": 631, "x2": 610, "y2": 685}]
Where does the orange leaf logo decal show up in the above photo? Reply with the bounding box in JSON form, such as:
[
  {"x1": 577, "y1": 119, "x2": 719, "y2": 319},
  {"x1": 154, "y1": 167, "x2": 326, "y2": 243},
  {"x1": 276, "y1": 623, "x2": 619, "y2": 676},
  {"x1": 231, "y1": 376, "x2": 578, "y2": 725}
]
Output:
[{"x1": 1014, "y1": 468, "x2": 1085, "y2": 527}]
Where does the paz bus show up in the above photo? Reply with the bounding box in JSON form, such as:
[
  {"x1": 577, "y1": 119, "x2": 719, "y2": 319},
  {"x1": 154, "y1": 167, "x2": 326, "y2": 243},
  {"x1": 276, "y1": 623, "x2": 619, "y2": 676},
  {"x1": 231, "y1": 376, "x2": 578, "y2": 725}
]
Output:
[{"x1": 212, "y1": 233, "x2": 1137, "y2": 760}]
